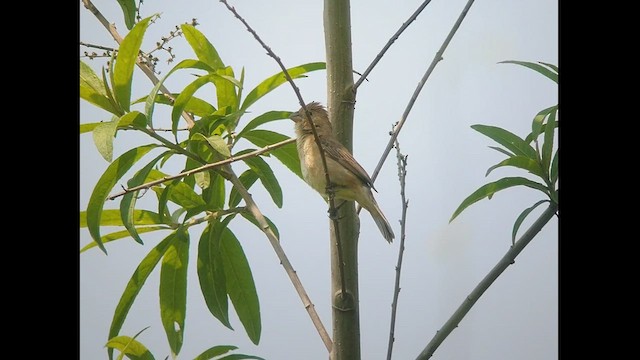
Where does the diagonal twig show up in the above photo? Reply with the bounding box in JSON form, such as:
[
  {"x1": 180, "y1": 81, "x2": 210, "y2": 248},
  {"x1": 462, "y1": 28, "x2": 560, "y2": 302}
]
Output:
[
  {"x1": 353, "y1": 0, "x2": 434, "y2": 91},
  {"x1": 107, "y1": 137, "x2": 296, "y2": 201},
  {"x1": 415, "y1": 203, "x2": 558, "y2": 359}
]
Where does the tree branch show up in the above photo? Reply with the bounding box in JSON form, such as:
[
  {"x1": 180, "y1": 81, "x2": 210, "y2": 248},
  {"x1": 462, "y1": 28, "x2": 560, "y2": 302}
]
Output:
[
  {"x1": 223, "y1": 166, "x2": 333, "y2": 352},
  {"x1": 353, "y1": 0, "x2": 434, "y2": 91},
  {"x1": 386, "y1": 134, "x2": 409, "y2": 360},
  {"x1": 107, "y1": 137, "x2": 296, "y2": 201},
  {"x1": 415, "y1": 202, "x2": 558, "y2": 360}
]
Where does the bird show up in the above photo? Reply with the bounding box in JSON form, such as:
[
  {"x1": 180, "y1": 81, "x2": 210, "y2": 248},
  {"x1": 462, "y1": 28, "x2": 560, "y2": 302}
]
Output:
[{"x1": 289, "y1": 101, "x2": 395, "y2": 243}]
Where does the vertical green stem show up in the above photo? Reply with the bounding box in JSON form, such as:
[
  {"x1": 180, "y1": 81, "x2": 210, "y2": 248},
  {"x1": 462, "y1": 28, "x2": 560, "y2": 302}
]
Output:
[{"x1": 324, "y1": 0, "x2": 359, "y2": 359}]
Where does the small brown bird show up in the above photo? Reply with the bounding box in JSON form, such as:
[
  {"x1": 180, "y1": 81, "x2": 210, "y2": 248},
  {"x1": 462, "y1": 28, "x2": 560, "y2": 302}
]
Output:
[{"x1": 289, "y1": 102, "x2": 395, "y2": 243}]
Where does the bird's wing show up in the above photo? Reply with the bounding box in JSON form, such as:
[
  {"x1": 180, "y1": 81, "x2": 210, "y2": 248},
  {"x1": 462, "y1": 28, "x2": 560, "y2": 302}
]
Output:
[{"x1": 321, "y1": 137, "x2": 376, "y2": 190}]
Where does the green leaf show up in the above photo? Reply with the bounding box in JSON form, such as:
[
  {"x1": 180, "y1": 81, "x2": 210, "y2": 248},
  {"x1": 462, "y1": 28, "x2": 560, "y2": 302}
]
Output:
[
  {"x1": 115, "y1": 0, "x2": 137, "y2": 30},
  {"x1": 241, "y1": 62, "x2": 326, "y2": 111},
  {"x1": 135, "y1": 93, "x2": 217, "y2": 117},
  {"x1": 539, "y1": 61, "x2": 559, "y2": 73},
  {"x1": 198, "y1": 219, "x2": 233, "y2": 330},
  {"x1": 221, "y1": 228, "x2": 261, "y2": 344},
  {"x1": 165, "y1": 181, "x2": 207, "y2": 209},
  {"x1": 550, "y1": 149, "x2": 559, "y2": 187},
  {"x1": 102, "y1": 63, "x2": 124, "y2": 116},
  {"x1": 92, "y1": 116, "x2": 120, "y2": 162},
  {"x1": 87, "y1": 144, "x2": 157, "y2": 253},
  {"x1": 242, "y1": 153, "x2": 283, "y2": 208},
  {"x1": 485, "y1": 155, "x2": 545, "y2": 178},
  {"x1": 81, "y1": 209, "x2": 164, "y2": 227},
  {"x1": 118, "y1": 111, "x2": 148, "y2": 129},
  {"x1": 160, "y1": 228, "x2": 190, "y2": 357},
  {"x1": 181, "y1": 24, "x2": 225, "y2": 70},
  {"x1": 542, "y1": 107, "x2": 557, "y2": 173},
  {"x1": 146, "y1": 60, "x2": 216, "y2": 128},
  {"x1": 203, "y1": 171, "x2": 226, "y2": 209},
  {"x1": 240, "y1": 211, "x2": 280, "y2": 241},
  {"x1": 236, "y1": 111, "x2": 292, "y2": 139},
  {"x1": 499, "y1": 60, "x2": 558, "y2": 84},
  {"x1": 108, "y1": 232, "x2": 178, "y2": 360},
  {"x1": 471, "y1": 125, "x2": 537, "y2": 159},
  {"x1": 80, "y1": 226, "x2": 169, "y2": 253},
  {"x1": 193, "y1": 345, "x2": 238, "y2": 360},
  {"x1": 229, "y1": 170, "x2": 259, "y2": 208},
  {"x1": 121, "y1": 152, "x2": 169, "y2": 244},
  {"x1": 529, "y1": 105, "x2": 557, "y2": 142},
  {"x1": 242, "y1": 130, "x2": 302, "y2": 179},
  {"x1": 80, "y1": 123, "x2": 100, "y2": 134},
  {"x1": 171, "y1": 74, "x2": 238, "y2": 137},
  {"x1": 217, "y1": 355, "x2": 266, "y2": 360},
  {"x1": 450, "y1": 177, "x2": 550, "y2": 222},
  {"x1": 80, "y1": 60, "x2": 120, "y2": 115},
  {"x1": 106, "y1": 335, "x2": 155, "y2": 360},
  {"x1": 214, "y1": 67, "x2": 240, "y2": 113},
  {"x1": 512, "y1": 200, "x2": 549, "y2": 244},
  {"x1": 192, "y1": 133, "x2": 231, "y2": 158},
  {"x1": 113, "y1": 16, "x2": 153, "y2": 112}
]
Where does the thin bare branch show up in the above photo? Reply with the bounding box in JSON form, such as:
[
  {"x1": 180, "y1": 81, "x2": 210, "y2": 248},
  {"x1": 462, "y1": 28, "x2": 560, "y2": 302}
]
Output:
[
  {"x1": 219, "y1": 0, "x2": 347, "y2": 295},
  {"x1": 107, "y1": 137, "x2": 296, "y2": 201},
  {"x1": 386, "y1": 133, "x2": 409, "y2": 360},
  {"x1": 367, "y1": 0, "x2": 477, "y2": 195},
  {"x1": 415, "y1": 203, "x2": 558, "y2": 360},
  {"x1": 81, "y1": 0, "x2": 195, "y2": 129},
  {"x1": 353, "y1": 0, "x2": 434, "y2": 90},
  {"x1": 224, "y1": 167, "x2": 333, "y2": 352}
]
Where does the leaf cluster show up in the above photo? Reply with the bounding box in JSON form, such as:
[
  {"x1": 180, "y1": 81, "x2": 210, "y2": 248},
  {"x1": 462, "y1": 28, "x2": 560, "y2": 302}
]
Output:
[
  {"x1": 80, "y1": 15, "x2": 325, "y2": 359},
  {"x1": 450, "y1": 61, "x2": 558, "y2": 243}
]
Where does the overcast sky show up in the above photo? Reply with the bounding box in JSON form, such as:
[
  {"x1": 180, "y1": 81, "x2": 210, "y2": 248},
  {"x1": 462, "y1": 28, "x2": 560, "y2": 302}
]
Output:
[{"x1": 80, "y1": 0, "x2": 558, "y2": 359}]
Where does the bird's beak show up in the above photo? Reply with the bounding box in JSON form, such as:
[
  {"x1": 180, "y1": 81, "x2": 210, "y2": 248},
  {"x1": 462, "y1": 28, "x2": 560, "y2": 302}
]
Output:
[{"x1": 289, "y1": 112, "x2": 299, "y2": 122}]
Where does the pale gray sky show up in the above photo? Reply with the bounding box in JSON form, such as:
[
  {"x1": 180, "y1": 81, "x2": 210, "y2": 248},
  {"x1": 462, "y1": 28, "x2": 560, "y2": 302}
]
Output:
[{"x1": 80, "y1": 0, "x2": 558, "y2": 359}]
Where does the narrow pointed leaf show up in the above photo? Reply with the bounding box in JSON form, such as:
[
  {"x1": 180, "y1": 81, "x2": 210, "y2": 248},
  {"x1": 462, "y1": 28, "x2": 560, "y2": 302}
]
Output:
[
  {"x1": 485, "y1": 155, "x2": 545, "y2": 178},
  {"x1": 193, "y1": 133, "x2": 231, "y2": 158},
  {"x1": 229, "y1": 170, "x2": 259, "y2": 208},
  {"x1": 165, "y1": 181, "x2": 207, "y2": 209},
  {"x1": 539, "y1": 61, "x2": 559, "y2": 73},
  {"x1": 102, "y1": 64, "x2": 124, "y2": 116},
  {"x1": 105, "y1": 335, "x2": 155, "y2": 360},
  {"x1": 542, "y1": 108, "x2": 557, "y2": 172},
  {"x1": 87, "y1": 144, "x2": 157, "y2": 253},
  {"x1": 108, "y1": 232, "x2": 178, "y2": 360},
  {"x1": 214, "y1": 67, "x2": 239, "y2": 113},
  {"x1": 136, "y1": 92, "x2": 216, "y2": 117},
  {"x1": 471, "y1": 124, "x2": 536, "y2": 159},
  {"x1": 198, "y1": 218, "x2": 233, "y2": 330},
  {"x1": 242, "y1": 130, "x2": 302, "y2": 179},
  {"x1": 181, "y1": 24, "x2": 225, "y2": 70},
  {"x1": 529, "y1": 105, "x2": 557, "y2": 141},
  {"x1": 171, "y1": 74, "x2": 236, "y2": 137},
  {"x1": 240, "y1": 211, "x2": 280, "y2": 241},
  {"x1": 450, "y1": 177, "x2": 550, "y2": 222},
  {"x1": 237, "y1": 67, "x2": 245, "y2": 106},
  {"x1": 512, "y1": 200, "x2": 549, "y2": 244},
  {"x1": 80, "y1": 226, "x2": 169, "y2": 253},
  {"x1": 550, "y1": 149, "x2": 559, "y2": 186},
  {"x1": 204, "y1": 171, "x2": 226, "y2": 209},
  {"x1": 146, "y1": 59, "x2": 215, "y2": 127},
  {"x1": 93, "y1": 116, "x2": 120, "y2": 162},
  {"x1": 115, "y1": 0, "x2": 137, "y2": 30},
  {"x1": 160, "y1": 228, "x2": 190, "y2": 357},
  {"x1": 499, "y1": 60, "x2": 558, "y2": 84},
  {"x1": 80, "y1": 60, "x2": 120, "y2": 114},
  {"x1": 488, "y1": 146, "x2": 515, "y2": 157},
  {"x1": 236, "y1": 111, "x2": 292, "y2": 139},
  {"x1": 221, "y1": 228, "x2": 261, "y2": 344},
  {"x1": 121, "y1": 152, "x2": 169, "y2": 244},
  {"x1": 118, "y1": 111, "x2": 148, "y2": 129},
  {"x1": 193, "y1": 345, "x2": 238, "y2": 360},
  {"x1": 113, "y1": 16, "x2": 153, "y2": 112},
  {"x1": 80, "y1": 123, "x2": 100, "y2": 134},
  {"x1": 241, "y1": 62, "x2": 326, "y2": 111},
  {"x1": 81, "y1": 209, "x2": 164, "y2": 228},
  {"x1": 241, "y1": 154, "x2": 283, "y2": 208}
]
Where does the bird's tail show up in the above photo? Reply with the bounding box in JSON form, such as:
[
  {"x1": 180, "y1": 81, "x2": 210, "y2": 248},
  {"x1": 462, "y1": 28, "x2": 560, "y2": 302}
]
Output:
[{"x1": 365, "y1": 200, "x2": 395, "y2": 243}]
